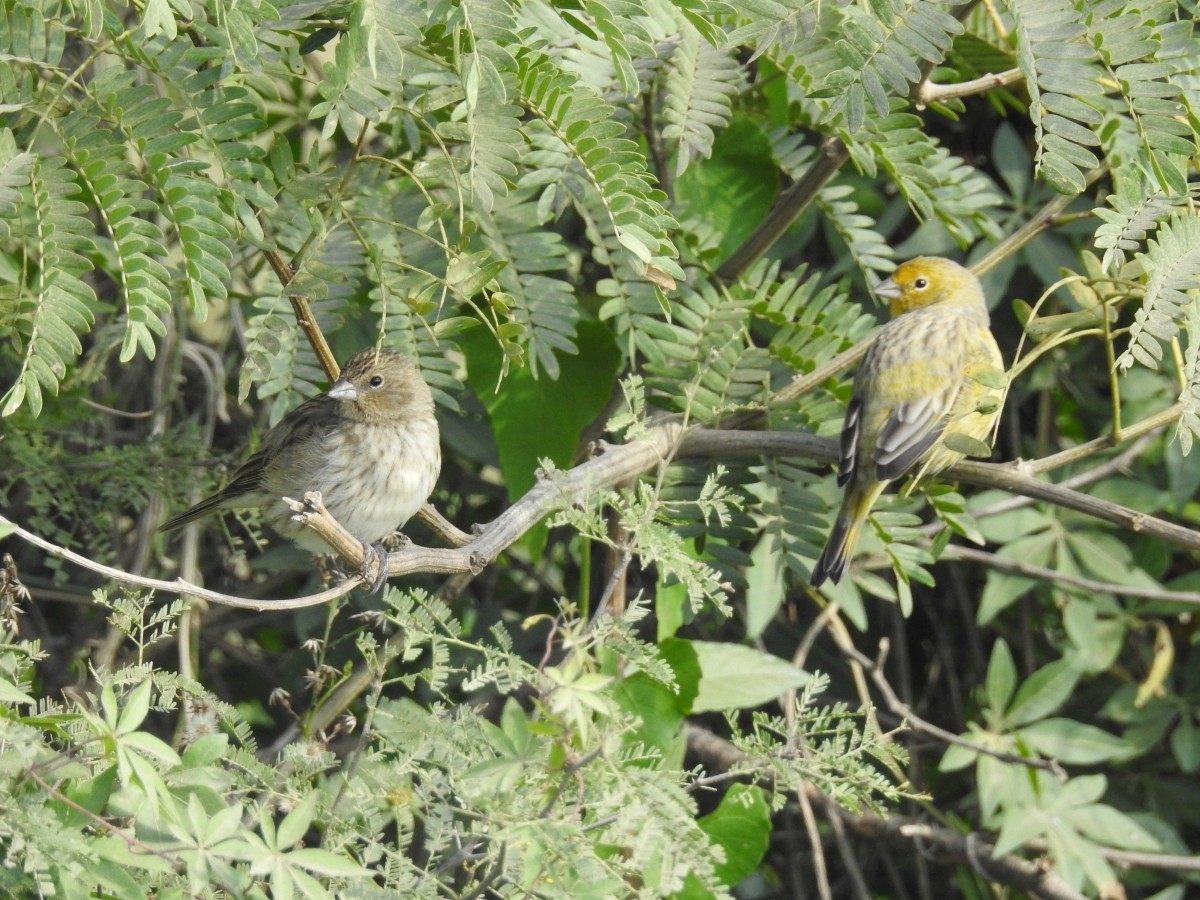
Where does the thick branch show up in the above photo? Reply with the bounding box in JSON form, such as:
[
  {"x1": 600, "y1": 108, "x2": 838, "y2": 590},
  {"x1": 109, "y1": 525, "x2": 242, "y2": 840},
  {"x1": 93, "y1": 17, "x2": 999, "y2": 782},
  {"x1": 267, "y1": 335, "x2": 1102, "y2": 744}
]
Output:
[
  {"x1": 677, "y1": 430, "x2": 1200, "y2": 552},
  {"x1": 716, "y1": 136, "x2": 849, "y2": 283}
]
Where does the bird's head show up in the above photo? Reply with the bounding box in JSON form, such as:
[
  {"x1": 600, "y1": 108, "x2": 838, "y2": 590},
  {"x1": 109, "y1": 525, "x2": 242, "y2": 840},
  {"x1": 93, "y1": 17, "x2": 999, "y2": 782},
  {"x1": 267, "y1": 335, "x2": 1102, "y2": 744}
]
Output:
[
  {"x1": 327, "y1": 348, "x2": 434, "y2": 423},
  {"x1": 874, "y1": 256, "x2": 987, "y2": 318}
]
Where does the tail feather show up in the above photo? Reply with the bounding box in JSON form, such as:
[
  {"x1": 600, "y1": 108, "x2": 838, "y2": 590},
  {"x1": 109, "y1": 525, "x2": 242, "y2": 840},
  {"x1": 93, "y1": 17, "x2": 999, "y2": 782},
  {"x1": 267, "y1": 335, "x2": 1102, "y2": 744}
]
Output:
[
  {"x1": 159, "y1": 494, "x2": 225, "y2": 533},
  {"x1": 811, "y1": 481, "x2": 884, "y2": 587}
]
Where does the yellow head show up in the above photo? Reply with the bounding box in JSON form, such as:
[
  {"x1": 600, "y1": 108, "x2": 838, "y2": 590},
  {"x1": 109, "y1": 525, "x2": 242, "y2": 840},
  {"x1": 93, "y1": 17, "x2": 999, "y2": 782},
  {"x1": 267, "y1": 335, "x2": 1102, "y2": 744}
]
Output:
[{"x1": 874, "y1": 256, "x2": 986, "y2": 318}]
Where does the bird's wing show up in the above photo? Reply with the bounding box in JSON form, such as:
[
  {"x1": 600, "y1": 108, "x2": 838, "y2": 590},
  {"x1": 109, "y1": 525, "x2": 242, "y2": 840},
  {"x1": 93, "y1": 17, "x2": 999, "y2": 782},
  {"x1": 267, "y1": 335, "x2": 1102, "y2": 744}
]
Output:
[
  {"x1": 871, "y1": 381, "x2": 960, "y2": 482},
  {"x1": 836, "y1": 396, "x2": 863, "y2": 487},
  {"x1": 218, "y1": 394, "x2": 341, "y2": 501}
]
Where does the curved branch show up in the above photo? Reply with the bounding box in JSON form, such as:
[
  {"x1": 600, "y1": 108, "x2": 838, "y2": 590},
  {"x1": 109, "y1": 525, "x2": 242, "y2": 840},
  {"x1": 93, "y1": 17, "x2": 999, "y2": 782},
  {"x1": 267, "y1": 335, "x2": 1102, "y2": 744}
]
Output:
[{"x1": 4, "y1": 517, "x2": 362, "y2": 611}]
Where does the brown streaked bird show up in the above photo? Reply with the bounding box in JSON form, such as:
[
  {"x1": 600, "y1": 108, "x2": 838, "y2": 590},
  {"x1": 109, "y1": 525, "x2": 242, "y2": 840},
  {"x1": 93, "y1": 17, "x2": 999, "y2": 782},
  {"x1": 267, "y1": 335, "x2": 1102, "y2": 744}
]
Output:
[{"x1": 161, "y1": 347, "x2": 441, "y2": 580}]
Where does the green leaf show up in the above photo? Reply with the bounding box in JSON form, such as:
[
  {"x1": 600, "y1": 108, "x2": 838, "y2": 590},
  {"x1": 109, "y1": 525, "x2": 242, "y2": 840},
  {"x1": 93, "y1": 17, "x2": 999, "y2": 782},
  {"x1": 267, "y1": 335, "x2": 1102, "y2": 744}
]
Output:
[
  {"x1": 688, "y1": 640, "x2": 809, "y2": 712},
  {"x1": 984, "y1": 640, "x2": 1017, "y2": 717},
  {"x1": 1003, "y1": 659, "x2": 1081, "y2": 729},
  {"x1": 276, "y1": 792, "x2": 318, "y2": 850},
  {"x1": 691, "y1": 784, "x2": 771, "y2": 890},
  {"x1": 744, "y1": 530, "x2": 786, "y2": 641},
  {"x1": 1018, "y1": 718, "x2": 1131, "y2": 764},
  {"x1": 1171, "y1": 714, "x2": 1200, "y2": 773},
  {"x1": 286, "y1": 848, "x2": 372, "y2": 878},
  {"x1": 613, "y1": 673, "x2": 687, "y2": 769}
]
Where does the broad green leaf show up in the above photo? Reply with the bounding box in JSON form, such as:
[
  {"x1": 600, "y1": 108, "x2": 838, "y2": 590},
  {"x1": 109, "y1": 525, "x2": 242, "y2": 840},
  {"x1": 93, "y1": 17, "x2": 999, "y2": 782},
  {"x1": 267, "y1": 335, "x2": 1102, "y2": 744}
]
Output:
[
  {"x1": 984, "y1": 639, "x2": 1017, "y2": 718},
  {"x1": 689, "y1": 640, "x2": 809, "y2": 712},
  {"x1": 1018, "y1": 718, "x2": 1130, "y2": 764},
  {"x1": 1004, "y1": 659, "x2": 1081, "y2": 729}
]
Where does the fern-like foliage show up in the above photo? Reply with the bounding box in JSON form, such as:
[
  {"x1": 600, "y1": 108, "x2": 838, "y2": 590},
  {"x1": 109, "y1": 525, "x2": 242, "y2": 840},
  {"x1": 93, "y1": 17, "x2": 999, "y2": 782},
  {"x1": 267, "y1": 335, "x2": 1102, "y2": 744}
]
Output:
[
  {"x1": 1, "y1": 154, "x2": 97, "y2": 417},
  {"x1": 820, "y1": 0, "x2": 968, "y2": 131},
  {"x1": 516, "y1": 46, "x2": 680, "y2": 281},
  {"x1": 1180, "y1": 301, "x2": 1200, "y2": 455},
  {"x1": 1007, "y1": 0, "x2": 1102, "y2": 194},
  {"x1": 1092, "y1": 174, "x2": 1191, "y2": 273},
  {"x1": 661, "y1": 17, "x2": 743, "y2": 176},
  {"x1": 1115, "y1": 213, "x2": 1200, "y2": 374},
  {"x1": 846, "y1": 103, "x2": 1004, "y2": 245},
  {"x1": 1085, "y1": 1, "x2": 1198, "y2": 197},
  {"x1": 310, "y1": 0, "x2": 427, "y2": 140},
  {"x1": 59, "y1": 112, "x2": 172, "y2": 362},
  {"x1": 476, "y1": 191, "x2": 580, "y2": 378},
  {"x1": 636, "y1": 279, "x2": 772, "y2": 420}
]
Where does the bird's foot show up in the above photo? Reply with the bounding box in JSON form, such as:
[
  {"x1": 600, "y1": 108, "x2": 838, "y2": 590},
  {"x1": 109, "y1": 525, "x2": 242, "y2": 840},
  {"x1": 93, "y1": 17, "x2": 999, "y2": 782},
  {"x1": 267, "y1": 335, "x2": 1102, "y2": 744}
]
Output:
[
  {"x1": 359, "y1": 540, "x2": 390, "y2": 594},
  {"x1": 382, "y1": 530, "x2": 411, "y2": 552}
]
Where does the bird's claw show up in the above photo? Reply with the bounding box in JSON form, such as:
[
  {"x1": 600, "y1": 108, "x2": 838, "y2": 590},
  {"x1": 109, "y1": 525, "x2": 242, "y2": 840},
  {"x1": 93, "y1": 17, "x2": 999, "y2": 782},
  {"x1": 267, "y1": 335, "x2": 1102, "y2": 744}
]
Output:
[
  {"x1": 359, "y1": 541, "x2": 390, "y2": 594},
  {"x1": 382, "y1": 530, "x2": 411, "y2": 552}
]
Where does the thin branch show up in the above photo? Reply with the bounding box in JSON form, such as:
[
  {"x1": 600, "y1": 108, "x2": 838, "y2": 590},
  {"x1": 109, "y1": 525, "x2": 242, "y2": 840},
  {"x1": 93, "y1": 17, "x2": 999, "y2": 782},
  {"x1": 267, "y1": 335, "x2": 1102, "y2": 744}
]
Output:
[
  {"x1": 973, "y1": 163, "x2": 1108, "y2": 277},
  {"x1": 1024, "y1": 403, "x2": 1182, "y2": 475},
  {"x1": 255, "y1": 210, "x2": 339, "y2": 382},
  {"x1": 683, "y1": 723, "x2": 1087, "y2": 900},
  {"x1": 11, "y1": 406, "x2": 1196, "y2": 618},
  {"x1": 24, "y1": 767, "x2": 183, "y2": 870},
  {"x1": 942, "y1": 545, "x2": 1200, "y2": 606},
  {"x1": 676, "y1": 430, "x2": 1200, "y2": 552},
  {"x1": 5, "y1": 517, "x2": 363, "y2": 611},
  {"x1": 844, "y1": 640, "x2": 1067, "y2": 778},
  {"x1": 915, "y1": 68, "x2": 1024, "y2": 109}
]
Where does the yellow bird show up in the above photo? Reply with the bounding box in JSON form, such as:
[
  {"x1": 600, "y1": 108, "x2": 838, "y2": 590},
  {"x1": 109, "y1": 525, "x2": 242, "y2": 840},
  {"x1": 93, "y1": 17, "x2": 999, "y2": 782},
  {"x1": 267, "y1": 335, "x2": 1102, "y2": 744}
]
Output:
[{"x1": 811, "y1": 257, "x2": 1005, "y2": 587}]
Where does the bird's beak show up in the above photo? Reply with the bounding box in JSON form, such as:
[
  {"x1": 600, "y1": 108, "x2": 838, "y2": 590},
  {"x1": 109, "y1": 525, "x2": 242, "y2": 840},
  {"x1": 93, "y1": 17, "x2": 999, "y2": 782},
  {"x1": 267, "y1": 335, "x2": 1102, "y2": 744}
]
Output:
[
  {"x1": 873, "y1": 277, "x2": 902, "y2": 300},
  {"x1": 327, "y1": 379, "x2": 358, "y2": 401}
]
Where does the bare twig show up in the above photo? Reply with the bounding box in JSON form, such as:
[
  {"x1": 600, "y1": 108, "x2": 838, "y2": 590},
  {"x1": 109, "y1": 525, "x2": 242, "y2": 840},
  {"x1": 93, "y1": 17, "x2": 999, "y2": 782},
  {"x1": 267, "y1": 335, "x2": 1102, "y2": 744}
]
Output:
[
  {"x1": 915, "y1": 68, "x2": 1024, "y2": 109},
  {"x1": 942, "y1": 545, "x2": 1200, "y2": 606},
  {"x1": 844, "y1": 640, "x2": 1067, "y2": 779},
  {"x1": 684, "y1": 723, "x2": 1087, "y2": 900}
]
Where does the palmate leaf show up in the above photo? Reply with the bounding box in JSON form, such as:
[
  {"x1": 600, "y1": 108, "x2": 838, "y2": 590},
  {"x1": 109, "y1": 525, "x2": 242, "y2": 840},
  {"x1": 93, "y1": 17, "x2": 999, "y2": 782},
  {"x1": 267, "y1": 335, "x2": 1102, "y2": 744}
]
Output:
[{"x1": 1, "y1": 155, "x2": 97, "y2": 417}]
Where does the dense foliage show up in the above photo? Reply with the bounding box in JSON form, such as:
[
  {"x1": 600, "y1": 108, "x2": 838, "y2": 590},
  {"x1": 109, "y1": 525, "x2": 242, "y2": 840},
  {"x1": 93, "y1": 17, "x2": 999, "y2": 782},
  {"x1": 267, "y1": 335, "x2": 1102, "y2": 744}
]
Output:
[{"x1": 2, "y1": 0, "x2": 1199, "y2": 897}]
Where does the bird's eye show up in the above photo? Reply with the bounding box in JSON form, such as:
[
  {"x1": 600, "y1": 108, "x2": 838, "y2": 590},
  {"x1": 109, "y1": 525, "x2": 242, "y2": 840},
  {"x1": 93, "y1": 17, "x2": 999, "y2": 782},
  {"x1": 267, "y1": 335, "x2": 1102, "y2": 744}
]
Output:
[
  {"x1": 368, "y1": 375, "x2": 384, "y2": 388},
  {"x1": 914, "y1": 277, "x2": 929, "y2": 290}
]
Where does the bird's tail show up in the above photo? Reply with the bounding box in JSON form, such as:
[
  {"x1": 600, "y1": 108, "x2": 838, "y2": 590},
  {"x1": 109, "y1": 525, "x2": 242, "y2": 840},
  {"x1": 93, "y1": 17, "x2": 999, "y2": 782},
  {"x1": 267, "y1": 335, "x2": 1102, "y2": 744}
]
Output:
[
  {"x1": 158, "y1": 495, "x2": 224, "y2": 533},
  {"x1": 811, "y1": 482, "x2": 884, "y2": 587}
]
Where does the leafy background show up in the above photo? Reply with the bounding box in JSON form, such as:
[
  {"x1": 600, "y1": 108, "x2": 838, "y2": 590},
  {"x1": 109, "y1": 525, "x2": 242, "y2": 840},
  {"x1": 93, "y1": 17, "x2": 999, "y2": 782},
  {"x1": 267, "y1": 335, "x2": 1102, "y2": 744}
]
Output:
[{"x1": 2, "y1": 0, "x2": 1200, "y2": 897}]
